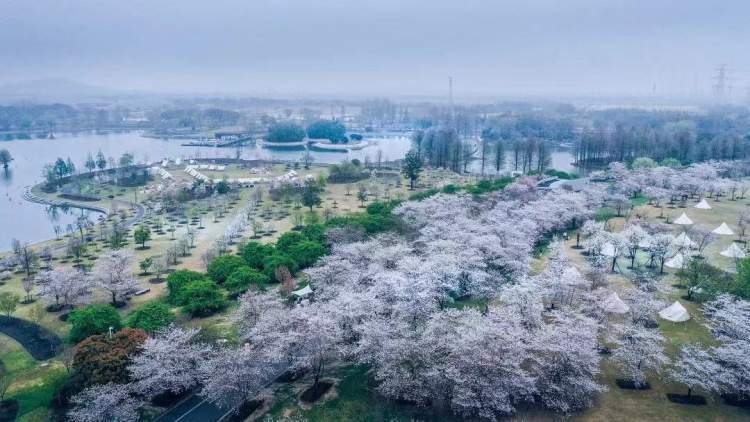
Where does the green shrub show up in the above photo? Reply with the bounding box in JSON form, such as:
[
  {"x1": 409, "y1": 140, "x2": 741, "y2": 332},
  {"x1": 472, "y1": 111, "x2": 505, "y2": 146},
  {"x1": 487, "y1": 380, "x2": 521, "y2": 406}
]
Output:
[
  {"x1": 301, "y1": 224, "x2": 326, "y2": 244},
  {"x1": 69, "y1": 304, "x2": 122, "y2": 343},
  {"x1": 327, "y1": 161, "x2": 368, "y2": 183},
  {"x1": 409, "y1": 189, "x2": 439, "y2": 201},
  {"x1": 442, "y1": 184, "x2": 461, "y2": 193},
  {"x1": 734, "y1": 258, "x2": 750, "y2": 299},
  {"x1": 263, "y1": 254, "x2": 299, "y2": 281},
  {"x1": 544, "y1": 169, "x2": 578, "y2": 180},
  {"x1": 207, "y1": 254, "x2": 246, "y2": 284},
  {"x1": 126, "y1": 302, "x2": 175, "y2": 333},
  {"x1": 365, "y1": 200, "x2": 402, "y2": 216},
  {"x1": 166, "y1": 270, "x2": 208, "y2": 305},
  {"x1": 464, "y1": 177, "x2": 513, "y2": 195},
  {"x1": 225, "y1": 267, "x2": 270, "y2": 296},
  {"x1": 267, "y1": 122, "x2": 305, "y2": 143},
  {"x1": 678, "y1": 258, "x2": 735, "y2": 302},
  {"x1": 289, "y1": 240, "x2": 327, "y2": 268},
  {"x1": 240, "y1": 241, "x2": 275, "y2": 270},
  {"x1": 181, "y1": 279, "x2": 227, "y2": 317},
  {"x1": 276, "y1": 232, "x2": 306, "y2": 254},
  {"x1": 307, "y1": 119, "x2": 347, "y2": 143}
]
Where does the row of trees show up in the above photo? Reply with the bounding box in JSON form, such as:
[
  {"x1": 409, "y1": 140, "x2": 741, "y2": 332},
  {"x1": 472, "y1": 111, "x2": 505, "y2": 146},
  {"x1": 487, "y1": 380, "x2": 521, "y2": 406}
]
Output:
[
  {"x1": 42, "y1": 151, "x2": 138, "y2": 188},
  {"x1": 574, "y1": 123, "x2": 750, "y2": 168},
  {"x1": 266, "y1": 119, "x2": 347, "y2": 143}
]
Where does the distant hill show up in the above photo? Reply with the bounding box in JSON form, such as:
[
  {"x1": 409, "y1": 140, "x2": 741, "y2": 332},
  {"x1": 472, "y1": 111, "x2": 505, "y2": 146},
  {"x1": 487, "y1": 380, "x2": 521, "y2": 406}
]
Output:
[{"x1": 0, "y1": 79, "x2": 123, "y2": 102}]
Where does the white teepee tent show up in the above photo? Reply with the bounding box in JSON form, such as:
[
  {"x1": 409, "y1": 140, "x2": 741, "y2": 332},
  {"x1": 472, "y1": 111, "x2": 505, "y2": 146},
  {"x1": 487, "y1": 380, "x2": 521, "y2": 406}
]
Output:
[
  {"x1": 659, "y1": 301, "x2": 690, "y2": 322},
  {"x1": 712, "y1": 222, "x2": 734, "y2": 236},
  {"x1": 720, "y1": 243, "x2": 746, "y2": 259},
  {"x1": 673, "y1": 232, "x2": 696, "y2": 249},
  {"x1": 602, "y1": 292, "x2": 630, "y2": 314},
  {"x1": 694, "y1": 199, "x2": 712, "y2": 210},
  {"x1": 673, "y1": 212, "x2": 694, "y2": 225},
  {"x1": 665, "y1": 253, "x2": 685, "y2": 269}
]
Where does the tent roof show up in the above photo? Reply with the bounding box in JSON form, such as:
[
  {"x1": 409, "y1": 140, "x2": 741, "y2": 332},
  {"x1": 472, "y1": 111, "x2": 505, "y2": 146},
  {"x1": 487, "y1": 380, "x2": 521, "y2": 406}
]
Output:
[
  {"x1": 602, "y1": 292, "x2": 630, "y2": 314},
  {"x1": 712, "y1": 222, "x2": 734, "y2": 236},
  {"x1": 673, "y1": 232, "x2": 696, "y2": 248},
  {"x1": 659, "y1": 301, "x2": 690, "y2": 322},
  {"x1": 721, "y1": 243, "x2": 746, "y2": 259},
  {"x1": 674, "y1": 212, "x2": 694, "y2": 225},
  {"x1": 694, "y1": 199, "x2": 712, "y2": 210},
  {"x1": 292, "y1": 285, "x2": 313, "y2": 297},
  {"x1": 665, "y1": 253, "x2": 685, "y2": 269}
]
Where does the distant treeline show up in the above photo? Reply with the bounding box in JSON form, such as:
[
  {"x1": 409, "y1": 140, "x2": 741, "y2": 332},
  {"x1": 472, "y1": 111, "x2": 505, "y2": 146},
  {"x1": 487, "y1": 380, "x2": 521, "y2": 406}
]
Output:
[
  {"x1": 153, "y1": 108, "x2": 241, "y2": 131},
  {"x1": 0, "y1": 103, "x2": 141, "y2": 133},
  {"x1": 574, "y1": 107, "x2": 750, "y2": 167}
]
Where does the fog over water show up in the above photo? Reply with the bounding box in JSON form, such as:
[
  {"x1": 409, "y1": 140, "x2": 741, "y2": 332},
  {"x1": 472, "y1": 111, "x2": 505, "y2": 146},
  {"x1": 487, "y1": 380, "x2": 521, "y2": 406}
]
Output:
[{"x1": 2, "y1": 0, "x2": 748, "y2": 98}]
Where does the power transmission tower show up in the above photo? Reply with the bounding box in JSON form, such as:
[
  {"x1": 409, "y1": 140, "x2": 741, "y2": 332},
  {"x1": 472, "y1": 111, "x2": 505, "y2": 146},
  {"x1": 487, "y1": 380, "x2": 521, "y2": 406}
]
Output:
[
  {"x1": 448, "y1": 76, "x2": 456, "y2": 129},
  {"x1": 713, "y1": 64, "x2": 732, "y2": 103}
]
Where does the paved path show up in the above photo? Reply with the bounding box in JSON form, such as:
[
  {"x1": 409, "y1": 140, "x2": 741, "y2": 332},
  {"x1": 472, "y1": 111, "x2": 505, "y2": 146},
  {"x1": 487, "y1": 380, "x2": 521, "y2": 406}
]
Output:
[{"x1": 156, "y1": 395, "x2": 226, "y2": 422}]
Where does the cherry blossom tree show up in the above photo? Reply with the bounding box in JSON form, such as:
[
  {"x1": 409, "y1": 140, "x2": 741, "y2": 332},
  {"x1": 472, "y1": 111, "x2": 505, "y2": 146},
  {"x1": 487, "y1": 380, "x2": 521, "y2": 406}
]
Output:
[
  {"x1": 35, "y1": 268, "x2": 92, "y2": 309},
  {"x1": 611, "y1": 323, "x2": 670, "y2": 388},
  {"x1": 68, "y1": 383, "x2": 142, "y2": 422},
  {"x1": 688, "y1": 227, "x2": 716, "y2": 258},
  {"x1": 93, "y1": 250, "x2": 138, "y2": 306},
  {"x1": 531, "y1": 311, "x2": 606, "y2": 412},
  {"x1": 647, "y1": 233, "x2": 674, "y2": 274},
  {"x1": 198, "y1": 344, "x2": 277, "y2": 409},
  {"x1": 623, "y1": 288, "x2": 665, "y2": 328},
  {"x1": 702, "y1": 295, "x2": 750, "y2": 398},
  {"x1": 668, "y1": 344, "x2": 724, "y2": 400},
  {"x1": 129, "y1": 326, "x2": 210, "y2": 398},
  {"x1": 427, "y1": 308, "x2": 537, "y2": 418},
  {"x1": 621, "y1": 224, "x2": 649, "y2": 269}
]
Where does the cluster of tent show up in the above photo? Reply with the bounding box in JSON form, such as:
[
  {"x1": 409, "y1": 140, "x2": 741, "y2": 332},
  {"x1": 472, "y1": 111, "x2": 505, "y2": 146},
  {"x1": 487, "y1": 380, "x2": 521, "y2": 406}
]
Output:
[
  {"x1": 602, "y1": 292, "x2": 691, "y2": 322},
  {"x1": 181, "y1": 165, "x2": 305, "y2": 188},
  {"x1": 665, "y1": 202, "x2": 746, "y2": 268},
  {"x1": 194, "y1": 164, "x2": 227, "y2": 171},
  {"x1": 149, "y1": 166, "x2": 173, "y2": 180}
]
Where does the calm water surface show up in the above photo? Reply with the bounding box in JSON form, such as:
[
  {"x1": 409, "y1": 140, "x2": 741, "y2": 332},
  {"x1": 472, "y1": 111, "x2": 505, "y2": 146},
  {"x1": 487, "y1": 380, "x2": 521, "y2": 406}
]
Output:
[{"x1": 0, "y1": 131, "x2": 412, "y2": 249}]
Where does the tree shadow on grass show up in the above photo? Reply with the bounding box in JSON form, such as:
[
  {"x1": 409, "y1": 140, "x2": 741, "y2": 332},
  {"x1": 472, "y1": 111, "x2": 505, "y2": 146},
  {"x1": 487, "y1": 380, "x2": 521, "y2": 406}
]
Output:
[{"x1": 0, "y1": 316, "x2": 62, "y2": 360}]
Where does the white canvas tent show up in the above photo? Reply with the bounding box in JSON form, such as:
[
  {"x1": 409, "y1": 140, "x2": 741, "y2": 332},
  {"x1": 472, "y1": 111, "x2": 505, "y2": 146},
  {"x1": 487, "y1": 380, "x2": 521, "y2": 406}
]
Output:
[
  {"x1": 674, "y1": 213, "x2": 694, "y2": 225},
  {"x1": 712, "y1": 222, "x2": 734, "y2": 236},
  {"x1": 673, "y1": 232, "x2": 696, "y2": 249},
  {"x1": 694, "y1": 199, "x2": 712, "y2": 210},
  {"x1": 602, "y1": 292, "x2": 630, "y2": 314},
  {"x1": 665, "y1": 253, "x2": 685, "y2": 269},
  {"x1": 659, "y1": 301, "x2": 690, "y2": 322},
  {"x1": 291, "y1": 285, "x2": 313, "y2": 298},
  {"x1": 720, "y1": 243, "x2": 746, "y2": 259}
]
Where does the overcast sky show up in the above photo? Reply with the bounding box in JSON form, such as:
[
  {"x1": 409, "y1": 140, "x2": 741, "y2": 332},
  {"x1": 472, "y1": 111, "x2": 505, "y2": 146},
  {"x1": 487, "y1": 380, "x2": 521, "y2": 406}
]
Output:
[{"x1": 1, "y1": 0, "x2": 748, "y2": 99}]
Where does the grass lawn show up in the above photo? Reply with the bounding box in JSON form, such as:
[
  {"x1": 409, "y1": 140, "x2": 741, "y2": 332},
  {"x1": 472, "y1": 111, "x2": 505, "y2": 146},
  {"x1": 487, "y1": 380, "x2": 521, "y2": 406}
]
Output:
[
  {"x1": 264, "y1": 365, "x2": 463, "y2": 422},
  {"x1": 0, "y1": 335, "x2": 66, "y2": 421},
  {"x1": 557, "y1": 195, "x2": 750, "y2": 420}
]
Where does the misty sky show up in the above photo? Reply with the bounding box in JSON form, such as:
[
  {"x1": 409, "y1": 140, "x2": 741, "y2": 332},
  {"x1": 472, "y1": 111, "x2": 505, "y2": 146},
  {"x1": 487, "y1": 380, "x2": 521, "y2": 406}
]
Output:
[{"x1": 1, "y1": 0, "x2": 748, "y2": 98}]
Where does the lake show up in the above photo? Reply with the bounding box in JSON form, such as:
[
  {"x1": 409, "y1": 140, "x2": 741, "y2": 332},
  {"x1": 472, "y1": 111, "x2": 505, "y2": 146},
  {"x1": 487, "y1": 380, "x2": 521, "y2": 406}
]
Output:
[
  {"x1": 0, "y1": 131, "x2": 412, "y2": 249},
  {"x1": 0, "y1": 131, "x2": 575, "y2": 250}
]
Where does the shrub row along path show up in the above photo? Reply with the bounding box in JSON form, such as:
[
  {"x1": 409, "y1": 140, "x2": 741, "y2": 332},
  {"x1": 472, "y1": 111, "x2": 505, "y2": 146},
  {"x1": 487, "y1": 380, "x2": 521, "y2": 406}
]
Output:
[{"x1": 0, "y1": 316, "x2": 62, "y2": 360}]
